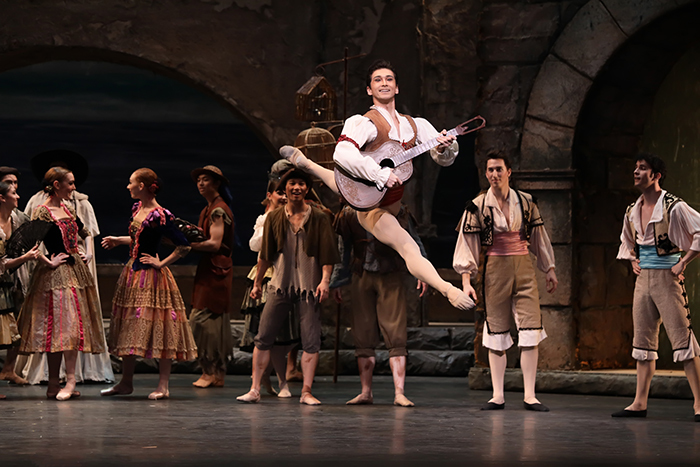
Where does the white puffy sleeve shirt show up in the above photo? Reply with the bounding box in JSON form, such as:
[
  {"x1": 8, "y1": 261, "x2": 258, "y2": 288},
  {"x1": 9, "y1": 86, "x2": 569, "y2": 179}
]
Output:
[
  {"x1": 249, "y1": 213, "x2": 268, "y2": 254},
  {"x1": 617, "y1": 190, "x2": 700, "y2": 261},
  {"x1": 333, "y1": 106, "x2": 459, "y2": 190},
  {"x1": 453, "y1": 188, "x2": 556, "y2": 276}
]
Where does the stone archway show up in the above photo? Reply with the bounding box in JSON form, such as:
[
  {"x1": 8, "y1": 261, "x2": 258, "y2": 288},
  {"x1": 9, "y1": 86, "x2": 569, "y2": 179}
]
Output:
[{"x1": 518, "y1": 0, "x2": 700, "y2": 369}]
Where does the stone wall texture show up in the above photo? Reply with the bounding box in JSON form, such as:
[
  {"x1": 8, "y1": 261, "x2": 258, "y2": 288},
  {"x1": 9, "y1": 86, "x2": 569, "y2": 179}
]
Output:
[{"x1": 3, "y1": 0, "x2": 700, "y2": 371}]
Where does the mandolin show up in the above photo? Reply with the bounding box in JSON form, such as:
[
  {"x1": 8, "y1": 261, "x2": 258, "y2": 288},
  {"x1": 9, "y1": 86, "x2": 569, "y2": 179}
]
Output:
[{"x1": 334, "y1": 115, "x2": 486, "y2": 210}]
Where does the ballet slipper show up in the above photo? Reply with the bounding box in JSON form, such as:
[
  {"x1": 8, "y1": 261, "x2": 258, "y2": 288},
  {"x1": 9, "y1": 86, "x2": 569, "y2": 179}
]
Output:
[
  {"x1": 278, "y1": 384, "x2": 292, "y2": 398},
  {"x1": 346, "y1": 393, "x2": 373, "y2": 405},
  {"x1": 100, "y1": 384, "x2": 133, "y2": 396},
  {"x1": 279, "y1": 146, "x2": 311, "y2": 170},
  {"x1": 148, "y1": 390, "x2": 170, "y2": 400},
  {"x1": 236, "y1": 389, "x2": 261, "y2": 403},
  {"x1": 0, "y1": 372, "x2": 29, "y2": 385},
  {"x1": 0, "y1": 394, "x2": 6, "y2": 400},
  {"x1": 446, "y1": 286, "x2": 475, "y2": 311},
  {"x1": 393, "y1": 394, "x2": 414, "y2": 407},
  {"x1": 55, "y1": 389, "x2": 81, "y2": 401},
  {"x1": 524, "y1": 401, "x2": 549, "y2": 412},
  {"x1": 262, "y1": 374, "x2": 278, "y2": 396},
  {"x1": 299, "y1": 391, "x2": 321, "y2": 406},
  {"x1": 192, "y1": 374, "x2": 214, "y2": 388}
]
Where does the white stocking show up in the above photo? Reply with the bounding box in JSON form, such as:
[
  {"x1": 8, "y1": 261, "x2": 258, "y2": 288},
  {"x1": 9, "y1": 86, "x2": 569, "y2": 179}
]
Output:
[
  {"x1": 280, "y1": 146, "x2": 338, "y2": 193},
  {"x1": 520, "y1": 346, "x2": 539, "y2": 404},
  {"x1": 359, "y1": 210, "x2": 474, "y2": 310},
  {"x1": 488, "y1": 350, "x2": 507, "y2": 404}
]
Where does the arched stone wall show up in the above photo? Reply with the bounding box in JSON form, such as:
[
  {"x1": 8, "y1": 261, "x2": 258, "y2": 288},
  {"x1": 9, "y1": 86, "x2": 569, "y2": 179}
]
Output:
[{"x1": 512, "y1": 0, "x2": 700, "y2": 369}]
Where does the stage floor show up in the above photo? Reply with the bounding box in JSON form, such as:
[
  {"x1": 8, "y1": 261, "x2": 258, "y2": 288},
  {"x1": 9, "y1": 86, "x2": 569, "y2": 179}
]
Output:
[{"x1": 2, "y1": 375, "x2": 699, "y2": 466}]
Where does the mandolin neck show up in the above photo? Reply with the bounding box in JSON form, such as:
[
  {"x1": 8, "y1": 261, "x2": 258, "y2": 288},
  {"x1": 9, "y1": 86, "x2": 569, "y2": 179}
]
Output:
[{"x1": 389, "y1": 127, "x2": 460, "y2": 167}]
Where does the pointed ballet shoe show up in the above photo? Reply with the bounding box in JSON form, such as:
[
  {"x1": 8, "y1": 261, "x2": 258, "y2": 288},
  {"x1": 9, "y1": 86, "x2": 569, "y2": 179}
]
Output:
[
  {"x1": 524, "y1": 402, "x2": 549, "y2": 412},
  {"x1": 695, "y1": 414, "x2": 700, "y2": 422},
  {"x1": 148, "y1": 390, "x2": 170, "y2": 400},
  {"x1": 278, "y1": 385, "x2": 292, "y2": 398},
  {"x1": 611, "y1": 408, "x2": 646, "y2": 418},
  {"x1": 236, "y1": 389, "x2": 261, "y2": 403},
  {"x1": 394, "y1": 394, "x2": 414, "y2": 407},
  {"x1": 299, "y1": 392, "x2": 321, "y2": 406},
  {"x1": 446, "y1": 286, "x2": 475, "y2": 311},
  {"x1": 279, "y1": 145, "x2": 308, "y2": 169},
  {"x1": 1, "y1": 372, "x2": 29, "y2": 385},
  {"x1": 346, "y1": 394, "x2": 373, "y2": 405},
  {"x1": 100, "y1": 386, "x2": 133, "y2": 397},
  {"x1": 192, "y1": 376, "x2": 213, "y2": 388},
  {"x1": 55, "y1": 390, "x2": 81, "y2": 401},
  {"x1": 481, "y1": 402, "x2": 505, "y2": 411}
]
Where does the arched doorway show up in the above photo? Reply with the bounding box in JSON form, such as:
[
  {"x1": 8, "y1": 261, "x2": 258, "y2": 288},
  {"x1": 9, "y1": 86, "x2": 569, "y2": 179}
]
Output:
[
  {"x1": 572, "y1": 5, "x2": 700, "y2": 369},
  {"x1": 0, "y1": 52, "x2": 278, "y2": 267}
]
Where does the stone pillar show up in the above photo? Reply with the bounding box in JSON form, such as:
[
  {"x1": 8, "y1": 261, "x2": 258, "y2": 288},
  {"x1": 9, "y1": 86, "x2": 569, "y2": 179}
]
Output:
[{"x1": 514, "y1": 169, "x2": 576, "y2": 370}]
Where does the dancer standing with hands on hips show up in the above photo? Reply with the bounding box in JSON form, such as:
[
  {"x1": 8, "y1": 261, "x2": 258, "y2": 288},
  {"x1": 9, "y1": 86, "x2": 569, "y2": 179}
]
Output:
[{"x1": 101, "y1": 168, "x2": 197, "y2": 400}]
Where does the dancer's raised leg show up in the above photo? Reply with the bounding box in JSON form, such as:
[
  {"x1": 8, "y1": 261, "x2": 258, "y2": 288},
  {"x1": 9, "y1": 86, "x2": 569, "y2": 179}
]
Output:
[
  {"x1": 280, "y1": 146, "x2": 338, "y2": 193},
  {"x1": 358, "y1": 209, "x2": 473, "y2": 310}
]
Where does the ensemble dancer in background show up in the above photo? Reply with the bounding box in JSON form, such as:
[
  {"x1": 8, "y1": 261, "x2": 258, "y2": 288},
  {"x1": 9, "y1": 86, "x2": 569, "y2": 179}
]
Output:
[
  {"x1": 17, "y1": 167, "x2": 106, "y2": 401},
  {"x1": 332, "y1": 202, "x2": 427, "y2": 407},
  {"x1": 101, "y1": 168, "x2": 196, "y2": 400},
  {"x1": 0, "y1": 180, "x2": 40, "y2": 398},
  {"x1": 237, "y1": 169, "x2": 339, "y2": 405},
  {"x1": 454, "y1": 154, "x2": 557, "y2": 412},
  {"x1": 189, "y1": 165, "x2": 235, "y2": 388},
  {"x1": 18, "y1": 150, "x2": 114, "y2": 384},
  {"x1": 239, "y1": 171, "x2": 297, "y2": 397},
  {"x1": 0, "y1": 167, "x2": 35, "y2": 387},
  {"x1": 280, "y1": 59, "x2": 473, "y2": 311},
  {"x1": 613, "y1": 154, "x2": 700, "y2": 421}
]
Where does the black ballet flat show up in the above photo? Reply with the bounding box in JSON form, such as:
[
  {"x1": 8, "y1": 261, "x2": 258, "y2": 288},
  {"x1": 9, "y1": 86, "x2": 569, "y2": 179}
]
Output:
[
  {"x1": 481, "y1": 402, "x2": 505, "y2": 411},
  {"x1": 611, "y1": 409, "x2": 647, "y2": 418},
  {"x1": 524, "y1": 402, "x2": 549, "y2": 412},
  {"x1": 694, "y1": 414, "x2": 700, "y2": 422}
]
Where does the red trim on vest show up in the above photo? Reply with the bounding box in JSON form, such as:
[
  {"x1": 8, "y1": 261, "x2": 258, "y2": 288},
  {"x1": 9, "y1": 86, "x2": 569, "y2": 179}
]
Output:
[
  {"x1": 380, "y1": 186, "x2": 404, "y2": 207},
  {"x1": 338, "y1": 135, "x2": 360, "y2": 149}
]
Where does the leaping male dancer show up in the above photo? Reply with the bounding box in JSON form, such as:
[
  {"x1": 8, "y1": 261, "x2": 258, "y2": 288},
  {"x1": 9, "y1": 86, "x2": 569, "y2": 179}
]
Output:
[{"x1": 281, "y1": 59, "x2": 473, "y2": 311}]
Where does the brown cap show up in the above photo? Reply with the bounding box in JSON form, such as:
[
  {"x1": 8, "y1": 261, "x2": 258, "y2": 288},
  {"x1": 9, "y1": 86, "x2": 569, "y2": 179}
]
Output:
[
  {"x1": 191, "y1": 165, "x2": 229, "y2": 185},
  {"x1": 277, "y1": 168, "x2": 312, "y2": 192}
]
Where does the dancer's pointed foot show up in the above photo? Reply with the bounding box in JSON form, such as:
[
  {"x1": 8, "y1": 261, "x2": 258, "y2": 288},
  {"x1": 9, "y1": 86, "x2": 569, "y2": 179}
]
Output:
[
  {"x1": 280, "y1": 145, "x2": 311, "y2": 171},
  {"x1": 346, "y1": 393, "x2": 373, "y2": 405},
  {"x1": 446, "y1": 286, "x2": 475, "y2": 311},
  {"x1": 237, "y1": 389, "x2": 261, "y2": 403},
  {"x1": 300, "y1": 392, "x2": 321, "y2": 406},
  {"x1": 278, "y1": 384, "x2": 292, "y2": 398},
  {"x1": 394, "y1": 394, "x2": 414, "y2": 407},
  {"x1": 0, "y1": 372, "x2": 29, "y2": 385},
  {"x1": 100, "y1": 382, "x2": 133, "y2": 397}
]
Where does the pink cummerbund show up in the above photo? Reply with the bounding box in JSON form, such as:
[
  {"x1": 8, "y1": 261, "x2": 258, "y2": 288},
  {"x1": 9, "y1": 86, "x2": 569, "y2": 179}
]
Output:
[{"x1": 486, "y1": 231, "x2": 529, "y2": 256}]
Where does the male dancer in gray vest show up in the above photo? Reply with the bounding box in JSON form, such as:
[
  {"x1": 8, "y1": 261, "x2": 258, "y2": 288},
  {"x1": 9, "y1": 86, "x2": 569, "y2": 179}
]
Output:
[{"x1": 614, "y1": 153, "x2": 700, "y2": 421}]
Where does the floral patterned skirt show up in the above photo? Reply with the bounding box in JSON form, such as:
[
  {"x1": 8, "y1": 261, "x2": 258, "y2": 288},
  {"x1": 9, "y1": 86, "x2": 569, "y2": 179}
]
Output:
[
  {"x1": 17, "y1": 254, "x2": 106, "y2": 354},
  {"x1": 108, "y1": 258, "x2": 197, "y2": 361}
]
